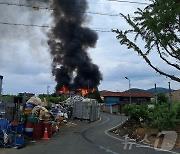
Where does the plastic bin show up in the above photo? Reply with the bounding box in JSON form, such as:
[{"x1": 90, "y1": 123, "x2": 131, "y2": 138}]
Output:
[
  {"x1": 11, "y1": 123, "x2": 25, "y2": 134},
  {"x1": 27, "y1": 115, "x2": 38, "y2": 123},
  {"x1": 24, "y1": 122, "x2": 33, "y2": 137},
  {"x1": 12, "y1": 135, "x2": 24, "y2": 146},
  {"x1": 33, "y1": 123, "x2": 43, "y2": 140}
]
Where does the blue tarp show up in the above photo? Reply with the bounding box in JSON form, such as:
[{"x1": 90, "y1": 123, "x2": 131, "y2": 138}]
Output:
[{"x1": 0, "y1": 118, "x2": 10, "y2": 131}]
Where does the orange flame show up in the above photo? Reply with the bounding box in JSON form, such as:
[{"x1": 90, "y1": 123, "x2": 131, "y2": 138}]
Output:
[
  {"x1": 78, "y1": 88, "x2": 95, "y2": 96},
  {"x1": 59, "y1": 85, "x2": 69, "y2": 94}
]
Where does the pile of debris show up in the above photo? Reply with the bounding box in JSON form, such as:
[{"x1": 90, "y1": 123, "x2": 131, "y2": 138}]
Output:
[
  {"x1": 0, "y1": 96, "x2": 68, "y2": 148},
  {"x1": 0, "y1": 95, "x2": 100, "y2": 149}
]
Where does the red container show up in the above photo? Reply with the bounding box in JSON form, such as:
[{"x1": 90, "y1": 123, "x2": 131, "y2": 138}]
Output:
[
  {"x1": 25, "y1": 122, "x2": 33, "y2": 137},
  {"x1": 33, "y1": 123, "x2": 43, "y2": 140},
  {"x1": 25, "y1": 122, "x2": 33, "y2": 132},
  {"x1": 43, "y1": 122, "x2": 52, "y2": 138}
]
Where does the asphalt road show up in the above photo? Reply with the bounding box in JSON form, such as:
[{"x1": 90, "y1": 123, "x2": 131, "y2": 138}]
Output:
[{"x1": 0, "y1": 113, "x2": 179, "y2": 154}]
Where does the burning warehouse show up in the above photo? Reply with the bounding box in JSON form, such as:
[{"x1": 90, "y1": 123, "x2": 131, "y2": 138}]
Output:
[
  {"x1": 59, "y1": 85, "x2": 96, "y2": 97},
  {"x1": 48, "y1": 0, "x2": 102, "y2": 93}
]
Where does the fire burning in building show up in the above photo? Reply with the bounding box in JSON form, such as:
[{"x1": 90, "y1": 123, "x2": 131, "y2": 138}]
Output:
[
  {"x1": 77, "y1": 88, "x2": 95, "y2": 96},
  {"x1": 59, "y1": 85, "x2": 70, "y2": 94},
  {"x1": 59, "y1": 85, "x2": 95, "y2": 96},
  {"x1": 48, "y1": 0, "x2": 102, "y2": 92}
]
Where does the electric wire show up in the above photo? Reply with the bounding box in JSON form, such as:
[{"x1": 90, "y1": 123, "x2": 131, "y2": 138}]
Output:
[
  {"x1": 107, "y1": 0, "x2": 149, "y2": 5},
  {"x1": 0, "y1": 1, "x2": 147, "y2": 17},
  {"x1": 0, "y1": 2, "x2": 120, "y2": 17},
  {"x1": 24, "y1": 0, "x2": 150, "y2": 5},
  {"x1": 0, "y1": 21, "x2": 113, "y2": 32},
  {"x1": 0, "y1": 0, "x2": 145, "y2": 32}
]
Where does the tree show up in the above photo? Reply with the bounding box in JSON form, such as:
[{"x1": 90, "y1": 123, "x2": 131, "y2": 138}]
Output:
[
  {"x1": 157, "y1": 93, "x2": 168, "y2": 104},
  {"x1": 113, "y1": 0, "x2": 180, "y2": 82}
]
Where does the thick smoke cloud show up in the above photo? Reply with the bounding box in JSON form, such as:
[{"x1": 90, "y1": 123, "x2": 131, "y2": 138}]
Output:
[{"x1": 48, "y1": 0, "x2": 102, "y2": 91}]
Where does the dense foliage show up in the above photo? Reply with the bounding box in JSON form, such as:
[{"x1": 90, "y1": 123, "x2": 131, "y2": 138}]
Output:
[
  {"x1": 113, "y1": 0, "x2": 180, "y2": 82},
  {"x1": 123, "y1": 94, "x2": 180, "y2": 130},
  {"x1": 157, "y1": 93, "x2": 169, "y2": 104}
]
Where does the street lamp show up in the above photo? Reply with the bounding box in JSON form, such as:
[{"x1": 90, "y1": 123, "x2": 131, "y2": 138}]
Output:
[{"x1": 125, "y1": 77, "x2": 131, "y2": 104}]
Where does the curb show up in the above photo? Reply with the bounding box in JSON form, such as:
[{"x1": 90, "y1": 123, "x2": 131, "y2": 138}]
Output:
[{"x1": 104, "y1": 117, "x2": 180, "y2": 154}]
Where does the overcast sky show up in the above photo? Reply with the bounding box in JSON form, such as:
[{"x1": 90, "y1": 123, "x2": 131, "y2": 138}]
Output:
[{"x1": 0, "y1": 0, "x2": 179, "y2": 95}]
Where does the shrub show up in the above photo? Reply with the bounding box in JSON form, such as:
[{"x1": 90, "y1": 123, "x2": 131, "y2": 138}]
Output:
[
  {"x1": 123, "y1": 103, "x2": 177, "y2": 130},
  {"x1": 147, "y1": 104, "x2": 177, "y2": 130},
  {"x1": 173, "y1": 102, "x2": 180, "y2": 119},
  {"x1": 123, "y1": 103, "x2": 149, "y2": 123},
  {"x1": 157, "y1": 93, "x2": 169, "y2": 104}
]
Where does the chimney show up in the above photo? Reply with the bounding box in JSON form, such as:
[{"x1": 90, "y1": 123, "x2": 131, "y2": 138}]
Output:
[{"x1": 0, "y1": 75, "x2": 3, "y2": 103}]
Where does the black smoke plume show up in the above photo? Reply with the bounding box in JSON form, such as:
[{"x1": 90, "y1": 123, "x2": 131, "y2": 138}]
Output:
[{"x1": 48, "y1": 0, "x2": 102, "y2": 91}]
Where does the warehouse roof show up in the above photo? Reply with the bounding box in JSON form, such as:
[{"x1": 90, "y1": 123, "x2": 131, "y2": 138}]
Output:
[{"x1": 101, "y1": 91, "x2": 153, "y2": 98}]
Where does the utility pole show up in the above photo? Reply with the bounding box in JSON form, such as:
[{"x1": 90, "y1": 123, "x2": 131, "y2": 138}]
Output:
[
  {"x1": 47, "y1": 85, "x2": 50, "y2": 97},
  {"x1": 87, "y1": 80, "x2": 89, "y2": 99},
  {"x1": 168, "y1": 82, "x2": 173, "y2": 105},
  {"x1": 47, "y1": 85, "x2": 50, "y2": 106},
  {"x1": 155, "y1": 84, "x2": 157, "y2": 104},
  {"x1": 125, "y1": 77, "x2": 131, "y2": 104}
]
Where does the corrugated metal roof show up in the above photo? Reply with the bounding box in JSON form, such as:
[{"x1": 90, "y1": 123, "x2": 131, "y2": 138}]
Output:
[{"x1": 101, "y1": 91, "x2": 153, "y2": 98}]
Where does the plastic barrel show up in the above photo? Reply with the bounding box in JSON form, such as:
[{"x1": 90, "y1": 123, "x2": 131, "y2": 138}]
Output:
[
  {"x1": 17, "y1": 123, "x2": 25, "y2": 134},
  {"x1": 43, "y1": 122, "x2": 52, "y2": 138},
  {"x1": 21, "y1": 114, "x2": 27, "y2": 122},
  {"x1": 33, "y1": 123, "x2": 43, "y2": 140},
  {"x1": 25, "y1": 122, "x2": 33, "y2": 137},
  {"x1": 12, "y1": 135, "x2": 25, "y2": 146},
  {"x1": 27, "y1": 115, "x2": 38, "y2": 123},
  {"x1": 11, "y1": 124, "x2": 25, "y2": 134}
]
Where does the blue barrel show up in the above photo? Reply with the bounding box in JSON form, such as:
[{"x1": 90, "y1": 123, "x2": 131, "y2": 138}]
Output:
[
  {"x1": 11, "y1": 123, "x2": 25, "y2": 134},
  {"x1": 12, "y1": 135, "x2": 25, "y2": 146}
]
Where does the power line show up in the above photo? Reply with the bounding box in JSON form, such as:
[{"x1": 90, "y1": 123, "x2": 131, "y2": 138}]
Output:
[
  {"x1": 25, "y1": 0, "x2": 149, "y2": 5},
  {"x1": 0, "y1": 2, "x2": 120, "y2": 17},
  {"x1": 107, "y1": 0, "x2": 149, "y2": 5},
  {"x1": 0, "y1": 21, "x2": 112, "y2": 33}
]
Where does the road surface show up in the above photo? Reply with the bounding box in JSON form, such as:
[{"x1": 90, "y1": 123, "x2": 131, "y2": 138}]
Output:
[{"x1": 0, "y1": 113, "x2": 179, "y2": 154}]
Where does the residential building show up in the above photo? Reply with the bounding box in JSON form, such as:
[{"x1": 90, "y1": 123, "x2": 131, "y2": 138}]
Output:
[{"x1": 100, "y1": 91, "x2": 153, "y2": 114}]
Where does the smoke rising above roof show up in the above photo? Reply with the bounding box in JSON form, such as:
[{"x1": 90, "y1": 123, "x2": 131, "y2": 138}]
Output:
[{"x1": 48, "y1": 0, "x2": 102, "y2": 91}]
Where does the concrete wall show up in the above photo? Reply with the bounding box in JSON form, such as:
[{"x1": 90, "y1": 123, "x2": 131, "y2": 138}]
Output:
[{"x1": 101, "y1": 105, "x2": 120, "y2": 114}]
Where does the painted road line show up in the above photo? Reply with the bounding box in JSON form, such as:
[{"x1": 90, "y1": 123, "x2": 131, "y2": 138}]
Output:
[{"x1": 98, "y1": 145, "x2": 119, "y2": 154}]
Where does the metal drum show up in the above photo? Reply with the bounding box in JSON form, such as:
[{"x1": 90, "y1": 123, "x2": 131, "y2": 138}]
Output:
[
  {"x1": 33, "y1": 123, "x2": 43, "y2": 140},
  {"x1": 25, "y1": 122, "x2": 33, "y2": 137}
]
